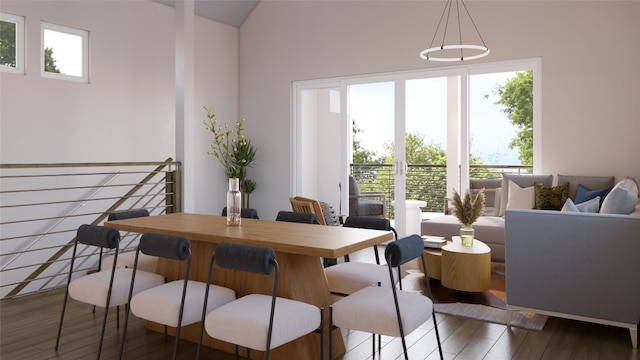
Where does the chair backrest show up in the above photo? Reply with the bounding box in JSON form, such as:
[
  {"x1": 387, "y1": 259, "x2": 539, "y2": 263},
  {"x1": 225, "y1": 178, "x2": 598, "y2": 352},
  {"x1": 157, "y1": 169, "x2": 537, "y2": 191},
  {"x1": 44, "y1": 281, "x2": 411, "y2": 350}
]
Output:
[
  {"x1": 385, "y1": 233, "x2": 433, "y2": 299},
  {"x1": 289, "y1": 196, "x2": 326, "y2": 225},
  {"x1": 213, "y1": 242, "x2": 277, "y2": 275},
  {"x1": 139, "y1": 232, "x2": 191, "y2": 261},
  {"x1": 77, "y1": 224, "x2": 120, "y2": 249},
  {"x1": 343, "y1": 216, "x2": 392, "y2": 233},
  {"x1": 384, "y1": 234, "x2": 424, "y2": 268},
  {"x1": 108, "y1": 208, "x2": 149, "y2": 221},
  {"x1": 343, "y1": 216, "x2": 397, "y2": 265},
  {"x1": 221, "y1": 207, "x2": 260, "y2": 219},
  {"x1": 348, "y1": 176, "x2": 361, "y2": 197},
  {"x1": 275, "y1": 210, "x2": 319, "y2": 224}
]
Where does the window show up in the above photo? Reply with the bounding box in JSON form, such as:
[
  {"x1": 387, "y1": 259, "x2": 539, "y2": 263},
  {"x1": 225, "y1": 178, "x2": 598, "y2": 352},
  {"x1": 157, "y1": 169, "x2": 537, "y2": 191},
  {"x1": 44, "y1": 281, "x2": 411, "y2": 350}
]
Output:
[
  {"x1": 41, "y1": 22, "x2": 89, "y2": 82},
  {"x1": 293, "y1": 58, "x2": 541, "y2": 236},
  {"x1": 1, "y1": 12, "x2": 25, "y2": 74}
]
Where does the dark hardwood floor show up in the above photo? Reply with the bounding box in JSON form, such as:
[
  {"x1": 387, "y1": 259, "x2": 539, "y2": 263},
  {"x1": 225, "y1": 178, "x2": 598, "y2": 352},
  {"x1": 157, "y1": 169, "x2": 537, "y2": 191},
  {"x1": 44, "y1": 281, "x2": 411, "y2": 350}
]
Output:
[{"x1": 1, "y1": 247, "x2": 637, "y2": 359}]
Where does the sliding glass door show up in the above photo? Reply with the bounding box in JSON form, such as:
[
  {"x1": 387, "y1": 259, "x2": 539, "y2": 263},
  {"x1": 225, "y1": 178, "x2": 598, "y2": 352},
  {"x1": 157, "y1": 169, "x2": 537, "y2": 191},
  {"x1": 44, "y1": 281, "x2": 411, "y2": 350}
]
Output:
[{"x1": 293, "y1": 58, "x2": 540, "y2": 237}]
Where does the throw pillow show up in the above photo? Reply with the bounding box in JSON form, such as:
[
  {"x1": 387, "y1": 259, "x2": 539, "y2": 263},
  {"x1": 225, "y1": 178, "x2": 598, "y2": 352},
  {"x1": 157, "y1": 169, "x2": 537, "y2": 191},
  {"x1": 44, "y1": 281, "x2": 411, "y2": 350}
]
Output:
[
  {"x1": 600, "y1": 178, "x2": 639, "y2": 215},
  {"x1": 561, "y1": 196, "x2": 601, "y2": 213},
  {"x1": 506, "y1": 180, "x2": 535, "y2": 210},
  {"x1": 499, "y1": 173, "x2": 553, "y2": 216},
  {"x1": 574, "y1": 184, "x2": 611, "y2": 209},
  {"x1": 534, "y1": 182, "x2": 569, "y2": 210},
  {"x1": 557, "y1": 174, "x2": 615, "y2": 201}
]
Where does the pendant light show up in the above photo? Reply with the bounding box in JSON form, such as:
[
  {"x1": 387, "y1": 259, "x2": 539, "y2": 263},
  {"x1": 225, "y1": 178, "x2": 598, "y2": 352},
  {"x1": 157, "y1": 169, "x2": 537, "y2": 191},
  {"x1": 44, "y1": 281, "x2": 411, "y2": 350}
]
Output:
[{"x1": 420, "y1": 0, "x2": 490, "y2": 62}]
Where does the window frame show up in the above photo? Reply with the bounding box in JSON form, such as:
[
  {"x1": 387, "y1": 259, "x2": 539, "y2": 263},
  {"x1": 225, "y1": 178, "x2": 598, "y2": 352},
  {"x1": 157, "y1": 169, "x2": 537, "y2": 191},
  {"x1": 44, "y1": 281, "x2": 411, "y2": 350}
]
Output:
[
  {"x1": 40, "y1": 21, "x2": 89, "y2": 83},
  {"x1": 0, "y1": 12, "x2": 26, "y2": 75}
]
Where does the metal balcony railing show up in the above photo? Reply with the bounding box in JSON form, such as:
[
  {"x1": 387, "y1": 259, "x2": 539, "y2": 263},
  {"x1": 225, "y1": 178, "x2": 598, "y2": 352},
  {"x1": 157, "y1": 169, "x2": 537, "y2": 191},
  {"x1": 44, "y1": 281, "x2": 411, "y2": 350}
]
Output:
[
  {"x1": 0, "y1": 159, "x2": 181, "y2": 299},
  {"x1": 350, "y1": 163, "x2": 532, "y2": 218}
]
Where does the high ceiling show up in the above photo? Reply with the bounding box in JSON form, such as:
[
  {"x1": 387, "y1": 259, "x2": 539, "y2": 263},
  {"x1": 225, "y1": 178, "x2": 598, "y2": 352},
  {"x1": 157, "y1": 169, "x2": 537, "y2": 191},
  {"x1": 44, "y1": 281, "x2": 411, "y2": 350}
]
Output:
[{"x1": 153, "y1": 0, "x2": 260, "y2": 28}]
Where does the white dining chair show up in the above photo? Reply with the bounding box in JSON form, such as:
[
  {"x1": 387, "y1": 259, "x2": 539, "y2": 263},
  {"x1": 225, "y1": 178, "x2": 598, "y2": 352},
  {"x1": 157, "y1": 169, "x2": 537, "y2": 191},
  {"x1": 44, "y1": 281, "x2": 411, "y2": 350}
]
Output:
[
  {"x1": 329, "y1": 234, "x2": 443, "y2": 360},
  {"x1": 324, "y1": 216, "x2": 401, "y2": 295},
  {"x1": 99, "y1": 209, "x2": 158, "y2": 273},
  {"x1": 118, "y1": 233, "x2": 236, "y2": 360},
  {"x1": 55, "y1": 224, "x2": 165, "y2": 360},
  {"x1": 196, "y1": 242, "x2": 323, "y2": 360}
]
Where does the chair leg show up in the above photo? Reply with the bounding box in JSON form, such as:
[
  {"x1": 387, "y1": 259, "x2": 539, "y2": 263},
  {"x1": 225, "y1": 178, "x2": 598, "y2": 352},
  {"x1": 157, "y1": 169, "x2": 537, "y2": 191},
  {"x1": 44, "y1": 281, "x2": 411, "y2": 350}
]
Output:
[
  {"x1": 55, "y1": 289, "x2": 71, "y2": 351},
  {"x1": 329, "y1": 307, "x2": 335, "y2": 360},
  {"x1": 172, "y1": 325, "x2": 182, "y2": 360},
  {"x1": 319, "y1": 308, "x2": 324, "y2": 360},
  {"x1": 116, "y1": 305, "x2": 120, "y2": 328},
  {"x1": 432, "y1": 309, "x2": 444, "y2": 360}
]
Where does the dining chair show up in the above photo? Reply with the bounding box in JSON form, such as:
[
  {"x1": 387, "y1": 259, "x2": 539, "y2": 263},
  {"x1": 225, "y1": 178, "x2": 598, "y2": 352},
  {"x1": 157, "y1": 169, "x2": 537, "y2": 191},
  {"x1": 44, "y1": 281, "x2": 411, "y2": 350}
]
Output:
[
  {"x1": 275, "y1": 210, "x2": 336, "y2": 266},
  {"x1": 55, "y1": 225, "x2": 165, "y2": 360},
  {"x1": 329, "y1": 234, "x2": 444, "y2": 360},
  {"x1": 221, "y1": 206, "x2": 260, "y2": 219},
  {"x1": 289, "y1": 196, "x2": 327, "y2": 225},
  {"x1": 324, "y1": 216, "x2": 401, "y2": 296},
  {"x1": 196, "y1": 242, "x2": 323, "y2": 360},
  {"x1": 119, "y1": 233, "x2": 236, "y2": 360},
  {"x1": 100, "y1": 209, "x2": 158, "y2": 273},
  {"x1": 275, "y1": 210, "x2": 319, "y2": 224}
]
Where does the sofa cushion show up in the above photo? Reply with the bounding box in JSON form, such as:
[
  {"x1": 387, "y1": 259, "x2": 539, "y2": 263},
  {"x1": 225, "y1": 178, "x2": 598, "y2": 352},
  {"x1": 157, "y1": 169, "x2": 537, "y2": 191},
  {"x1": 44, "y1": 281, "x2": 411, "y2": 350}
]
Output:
[
  {"x1": 506, "y1": 180, "x2": 535, "y2": 210},
  {"x1": 600, "y1": 178, "x2": 639, "y2": 215},
  {"x1": 557, "y1": 174, "x2": 615, "y2": 201},
  {"x1": 575, "y1": 184, "x2": 611, "y2": 209},
  {"x1": 534, "y1": 182, "x2": 568, "y2": 210},
  {"x1": 561, "y1": 196, "x2": 600, "y2": 213},
  {"x1": 499, "y1": 173, "x2": 553, "y2": 216}
]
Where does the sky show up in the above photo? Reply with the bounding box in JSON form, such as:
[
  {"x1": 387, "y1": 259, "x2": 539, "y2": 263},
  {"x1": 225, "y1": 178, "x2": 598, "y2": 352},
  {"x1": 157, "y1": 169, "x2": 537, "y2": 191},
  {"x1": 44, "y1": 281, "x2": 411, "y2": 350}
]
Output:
[{"x1": 349, "y1": 72, "x2": 521, "y2": 165}]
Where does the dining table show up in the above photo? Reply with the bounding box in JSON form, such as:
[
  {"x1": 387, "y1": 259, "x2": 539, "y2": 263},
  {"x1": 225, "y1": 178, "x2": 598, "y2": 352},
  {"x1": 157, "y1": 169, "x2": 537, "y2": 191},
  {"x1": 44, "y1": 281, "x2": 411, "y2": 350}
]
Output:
[{"x1": 105, "y1": 212, "x2": 394, "y2": 360}]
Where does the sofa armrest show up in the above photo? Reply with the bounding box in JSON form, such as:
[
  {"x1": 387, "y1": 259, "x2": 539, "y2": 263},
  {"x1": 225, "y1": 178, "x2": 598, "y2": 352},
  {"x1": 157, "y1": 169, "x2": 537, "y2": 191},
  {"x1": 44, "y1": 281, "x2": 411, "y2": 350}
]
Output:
[{"x1": 505, "y1": 209, "x2": 640, "y2": 326}]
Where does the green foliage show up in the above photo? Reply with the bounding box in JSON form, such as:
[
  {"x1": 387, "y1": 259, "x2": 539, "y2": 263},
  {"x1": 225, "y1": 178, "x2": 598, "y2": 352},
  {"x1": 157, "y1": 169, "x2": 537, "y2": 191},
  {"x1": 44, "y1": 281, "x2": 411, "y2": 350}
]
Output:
[
  {"x1": 203, "y1": 107, "x2": 257, "y2": 194},
  {"x1": 380, "y1": 133, "x2": 447, "y2": 164},
  {"x1": 44, "y1": 47, "x2": 60, "y2": 73},
  {"x1": 490, "y1": 70, "x2": 533, "y2": 165},
  {"x1": 0, "y1": 20, "x2": 16, "y2": 67}
]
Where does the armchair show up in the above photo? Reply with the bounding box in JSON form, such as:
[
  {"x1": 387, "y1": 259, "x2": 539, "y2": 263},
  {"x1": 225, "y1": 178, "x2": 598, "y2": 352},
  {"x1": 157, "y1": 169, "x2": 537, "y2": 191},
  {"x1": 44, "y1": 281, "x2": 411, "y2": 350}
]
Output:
[{"x1": 348, "y1": 175, "x2": 386, "y2": 218}]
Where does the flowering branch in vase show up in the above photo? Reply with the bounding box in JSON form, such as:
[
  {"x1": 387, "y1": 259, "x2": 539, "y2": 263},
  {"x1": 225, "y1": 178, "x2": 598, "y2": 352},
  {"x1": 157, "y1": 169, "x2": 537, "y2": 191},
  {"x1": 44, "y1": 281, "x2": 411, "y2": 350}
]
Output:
[{"x1": 203, "y1": 107, "x2": 257, "y2": 206}]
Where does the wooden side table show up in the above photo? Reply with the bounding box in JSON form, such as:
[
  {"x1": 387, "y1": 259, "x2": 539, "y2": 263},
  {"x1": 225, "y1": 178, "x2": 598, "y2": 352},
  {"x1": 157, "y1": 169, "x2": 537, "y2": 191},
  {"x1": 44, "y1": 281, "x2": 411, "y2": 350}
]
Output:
[
  {"x1": 441, "y1": 237, "x2": 491, "y2": 292},
  {"x1": 418, "y1": 242, "x2": 450, "y2": 280}
]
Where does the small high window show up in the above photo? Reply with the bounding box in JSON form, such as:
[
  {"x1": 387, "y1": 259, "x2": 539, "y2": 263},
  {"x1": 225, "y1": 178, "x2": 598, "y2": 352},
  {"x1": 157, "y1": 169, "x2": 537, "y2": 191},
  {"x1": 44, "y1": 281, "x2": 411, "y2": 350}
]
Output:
[
  {"x1": 0, "y1": 12, "x2": 25, "y2": 74},
  {"x1": 41, "y1": 21, "x2": 89, "y2": 82}
]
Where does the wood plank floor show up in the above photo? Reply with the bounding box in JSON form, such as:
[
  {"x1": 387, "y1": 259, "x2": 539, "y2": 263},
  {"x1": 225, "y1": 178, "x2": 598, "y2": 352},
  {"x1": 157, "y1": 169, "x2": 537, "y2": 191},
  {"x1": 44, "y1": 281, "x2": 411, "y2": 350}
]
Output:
[{"x1": 1, "y1": 248, "x2": 637, "y2": 359}]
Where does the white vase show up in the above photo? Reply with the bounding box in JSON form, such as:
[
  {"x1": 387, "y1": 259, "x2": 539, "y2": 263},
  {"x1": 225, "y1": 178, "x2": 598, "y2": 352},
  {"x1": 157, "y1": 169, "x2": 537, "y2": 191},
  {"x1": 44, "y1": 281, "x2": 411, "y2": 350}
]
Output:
[
  {"x1": 226, "y1": 178, "x2": 241, "y2": 226},
  {"x1": 460, "y1": 226, "x2": 474, "y2": 247}
]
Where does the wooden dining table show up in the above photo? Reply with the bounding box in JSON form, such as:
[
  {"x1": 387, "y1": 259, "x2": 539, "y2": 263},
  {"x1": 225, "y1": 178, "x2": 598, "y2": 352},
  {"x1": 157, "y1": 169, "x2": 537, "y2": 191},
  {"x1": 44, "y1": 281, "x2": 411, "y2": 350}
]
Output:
[{"x1": 105, "y1": 212, "x2": 394, "y2": 360}]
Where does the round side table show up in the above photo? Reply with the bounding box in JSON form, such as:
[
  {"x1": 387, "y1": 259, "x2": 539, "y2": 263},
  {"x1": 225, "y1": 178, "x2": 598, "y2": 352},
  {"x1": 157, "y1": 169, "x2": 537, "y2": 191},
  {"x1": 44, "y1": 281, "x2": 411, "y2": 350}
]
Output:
[{"x1": 441, "y1": 237, "x2": 491, "y2": 292}]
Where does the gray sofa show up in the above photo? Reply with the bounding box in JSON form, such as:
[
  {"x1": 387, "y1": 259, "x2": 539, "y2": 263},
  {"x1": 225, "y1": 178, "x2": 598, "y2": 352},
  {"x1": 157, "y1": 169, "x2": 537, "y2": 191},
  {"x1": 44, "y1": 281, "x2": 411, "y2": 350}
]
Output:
[{"x1": 505, "y1": 203, "x2": 640, "y2": 348}]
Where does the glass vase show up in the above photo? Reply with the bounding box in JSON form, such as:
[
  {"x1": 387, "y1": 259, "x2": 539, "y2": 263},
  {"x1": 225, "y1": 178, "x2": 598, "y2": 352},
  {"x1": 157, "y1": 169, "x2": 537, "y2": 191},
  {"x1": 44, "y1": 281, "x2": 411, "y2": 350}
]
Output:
[
  {"x1": 226, "y1": 178, "x2": 241, "y2": 226},
  {"x1": 460, "y1": 226, "x2": 474, "y2": 247}
]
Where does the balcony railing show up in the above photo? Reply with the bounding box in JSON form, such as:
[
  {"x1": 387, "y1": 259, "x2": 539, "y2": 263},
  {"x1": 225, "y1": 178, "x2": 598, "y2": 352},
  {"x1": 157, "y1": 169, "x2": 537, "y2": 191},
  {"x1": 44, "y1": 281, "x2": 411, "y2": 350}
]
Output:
[
  {"x1": 350, "y1": 163, "x2": 532, "y2": 218},
  {"x1": 0, "y1": 159, "x2": 181, "y2": 299}
]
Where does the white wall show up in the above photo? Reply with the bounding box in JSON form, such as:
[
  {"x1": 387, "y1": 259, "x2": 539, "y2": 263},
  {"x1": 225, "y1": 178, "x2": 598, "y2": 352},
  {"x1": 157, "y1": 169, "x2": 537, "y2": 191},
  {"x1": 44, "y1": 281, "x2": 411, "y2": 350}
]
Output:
[
  {"x1": 0, "y1": 1, "x2": 239, "y2": 215},
  {"x1": 239, "y1": 1, "x2": 640, "y2": 219}
]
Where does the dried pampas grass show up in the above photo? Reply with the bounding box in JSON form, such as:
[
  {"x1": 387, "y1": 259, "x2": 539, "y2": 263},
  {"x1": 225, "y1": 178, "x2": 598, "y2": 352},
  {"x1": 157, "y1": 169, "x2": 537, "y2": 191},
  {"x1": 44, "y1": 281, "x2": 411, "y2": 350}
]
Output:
[{"x1": 452, "y1": 188, "x2": 485, "y2": 227}]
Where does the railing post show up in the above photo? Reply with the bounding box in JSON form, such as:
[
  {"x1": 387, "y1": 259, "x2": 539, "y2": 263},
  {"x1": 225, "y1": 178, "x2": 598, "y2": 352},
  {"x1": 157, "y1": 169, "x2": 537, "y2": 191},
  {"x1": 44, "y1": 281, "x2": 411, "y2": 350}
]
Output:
[{"x1": 167, "y1": 169, "x2": 182, "y2": 213}]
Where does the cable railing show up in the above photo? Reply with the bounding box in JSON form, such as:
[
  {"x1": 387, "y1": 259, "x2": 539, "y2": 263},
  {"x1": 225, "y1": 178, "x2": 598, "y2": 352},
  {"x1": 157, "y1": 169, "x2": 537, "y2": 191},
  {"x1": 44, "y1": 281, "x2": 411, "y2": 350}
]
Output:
[
  {"x1": 0, "y1": 159, "x2": 181, "y2": 299},
  {"x1": 350, "y1": 163, "x2": 532, "y2": 218}
]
